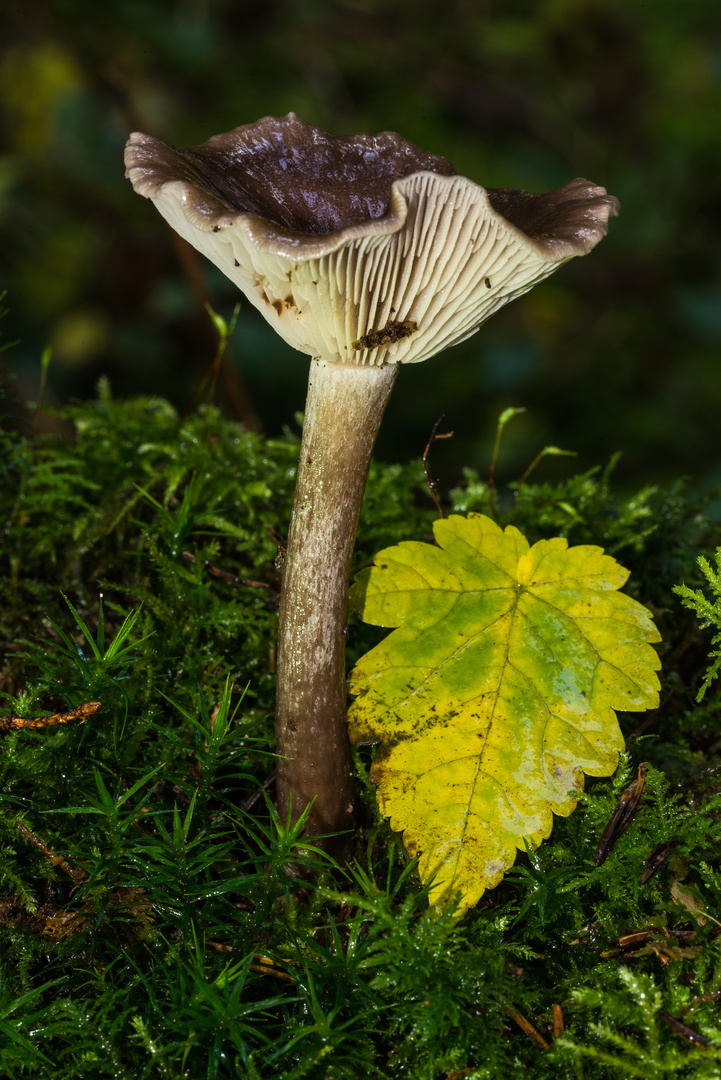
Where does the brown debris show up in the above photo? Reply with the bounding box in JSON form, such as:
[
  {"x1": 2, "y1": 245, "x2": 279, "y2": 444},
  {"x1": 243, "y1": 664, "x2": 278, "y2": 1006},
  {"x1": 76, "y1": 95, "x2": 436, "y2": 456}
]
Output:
[
  {"x1": 0, "y1": 887, "x2": 153, "y2": 941},
  {"x1": 15, "y1": 821, "x2": 87, "y2": 885},
  {"x1": 352, "y1": 319, "x2": 418, "y2": 351},
  {"x1": 0, "y1": 701, "x2": 101, "y2": 735},
  {"x1": 641, "y1": 841, "x2": 676, "y2": 884},
  {"x1": 504, "y1": 1005, "x2": 549, "y2": 1050},
  {"x1": 658, "y1": 1009, "x2": 714, "y2": 1047},
  {"x1": 594, "y1": 763, "x2": 647, "y2": 867}
]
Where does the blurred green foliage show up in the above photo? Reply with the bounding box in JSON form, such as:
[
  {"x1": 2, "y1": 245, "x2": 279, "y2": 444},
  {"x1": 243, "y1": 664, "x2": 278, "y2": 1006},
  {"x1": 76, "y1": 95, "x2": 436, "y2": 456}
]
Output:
[{"x1": 1, "y1": 0, "x2": 721, "y2": 491}]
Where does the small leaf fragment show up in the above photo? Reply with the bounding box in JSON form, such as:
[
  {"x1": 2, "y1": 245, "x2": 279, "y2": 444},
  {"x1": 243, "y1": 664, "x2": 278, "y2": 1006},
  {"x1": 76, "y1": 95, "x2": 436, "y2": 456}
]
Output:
[
  {"x1": 349, "y1": 513, "x2": 661, "y2": 915},
  {"x1": 594, "y1": 762, "x2": 647, "y2": 867}
]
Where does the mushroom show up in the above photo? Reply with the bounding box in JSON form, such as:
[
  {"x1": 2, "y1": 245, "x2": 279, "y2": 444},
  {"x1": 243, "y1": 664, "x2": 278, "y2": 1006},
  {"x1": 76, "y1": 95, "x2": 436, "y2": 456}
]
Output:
[{"x1": 124, "y1": 113, "x2": 619, "y2": 860}]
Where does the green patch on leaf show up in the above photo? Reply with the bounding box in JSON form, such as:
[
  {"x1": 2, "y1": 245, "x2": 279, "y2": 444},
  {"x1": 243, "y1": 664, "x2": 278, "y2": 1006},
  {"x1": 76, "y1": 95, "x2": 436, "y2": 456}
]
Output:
[{"x1": 349, "y1": 513, "x2": 662, "y2": 915}]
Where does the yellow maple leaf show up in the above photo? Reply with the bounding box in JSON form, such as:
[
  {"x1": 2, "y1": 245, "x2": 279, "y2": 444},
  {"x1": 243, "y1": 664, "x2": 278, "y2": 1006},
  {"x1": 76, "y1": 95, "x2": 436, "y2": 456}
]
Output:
[{"x1": 348, "y1": 513, "x2": 661, "y2": 915}]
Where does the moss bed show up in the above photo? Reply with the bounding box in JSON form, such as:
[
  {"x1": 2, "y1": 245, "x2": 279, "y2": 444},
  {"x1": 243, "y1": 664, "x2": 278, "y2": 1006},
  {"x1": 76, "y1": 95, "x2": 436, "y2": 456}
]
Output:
[{"x1": 2, "y1": 388, "x2": 721, "y2": 1079}]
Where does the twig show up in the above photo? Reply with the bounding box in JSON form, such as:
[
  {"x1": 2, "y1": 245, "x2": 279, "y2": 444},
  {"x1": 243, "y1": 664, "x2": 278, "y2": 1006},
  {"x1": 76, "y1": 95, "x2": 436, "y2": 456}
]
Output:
[
  {"x1": 240, "y1": 771, "x2": 277, "y2": 813},
  {"x1": 680, "y1": 991, "x2": 721, "y2": 1018},
  {"x1": 658, "y1": 1009, "x2": 713, "y2": 1047},
  {"x1": 421, "y1": 414, "x2": 454, "y2": 517},
  {"x1": 180, "y1": 550, "x2": 271, "y2": 590},
  {"x1": 15, "y1": 822, "x2": 86, "y2": 884},
  {"x1": 504, "y1": 1005, "x2": 549, "y2": 1050},
  {"x1": 1, "y1": 701, "x2": 101, "y2": 736}
]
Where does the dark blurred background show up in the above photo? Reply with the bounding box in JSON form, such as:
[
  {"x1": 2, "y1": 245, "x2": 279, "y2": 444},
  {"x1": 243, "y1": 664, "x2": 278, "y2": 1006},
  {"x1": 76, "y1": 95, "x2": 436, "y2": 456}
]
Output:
[{"x1": 1, "y1": 0, "x2": 720, "y2": 494}]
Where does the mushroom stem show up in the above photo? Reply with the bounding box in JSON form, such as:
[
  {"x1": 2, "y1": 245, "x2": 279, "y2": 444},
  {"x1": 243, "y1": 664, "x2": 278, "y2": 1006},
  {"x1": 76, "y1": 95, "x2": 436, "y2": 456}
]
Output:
[{"x1": 275, "y1": 357, "x2": 398, "y2": 860}]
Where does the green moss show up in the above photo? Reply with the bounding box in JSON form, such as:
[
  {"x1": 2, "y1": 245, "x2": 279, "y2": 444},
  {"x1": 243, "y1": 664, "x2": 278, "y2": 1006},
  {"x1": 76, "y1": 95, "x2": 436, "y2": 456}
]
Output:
[{"x1": 2, "y1": 390, "x2": 721, "y2": 1078}]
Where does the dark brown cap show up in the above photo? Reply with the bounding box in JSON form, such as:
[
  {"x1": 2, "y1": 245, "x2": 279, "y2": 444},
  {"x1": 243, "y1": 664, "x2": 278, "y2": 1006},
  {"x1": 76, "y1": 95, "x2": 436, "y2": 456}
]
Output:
[{"x1": 125, "y1": 114, "x2": 619, "y2": 365}]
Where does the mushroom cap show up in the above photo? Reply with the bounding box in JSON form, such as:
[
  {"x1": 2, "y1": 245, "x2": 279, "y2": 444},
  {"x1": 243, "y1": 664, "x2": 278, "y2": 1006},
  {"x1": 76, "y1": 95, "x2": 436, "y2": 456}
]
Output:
[{"x1": 125, "y1": 113, "x2": 619, "y2": 366}]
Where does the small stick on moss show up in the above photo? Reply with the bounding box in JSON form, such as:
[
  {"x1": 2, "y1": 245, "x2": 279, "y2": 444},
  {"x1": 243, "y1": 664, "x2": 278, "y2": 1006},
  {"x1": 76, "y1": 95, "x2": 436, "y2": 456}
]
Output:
[
  {"x1": 15, "y1": 821, "x2": 86, "y2": 884},
  {"x1": 504, "y1": 1005, "x2": 549, "y2": 1050},
  {"x1": 1, "y1": 701, "x2": 100, "y2": 735},
  {"x1": 680, "y1": 991, "x2": 721, "y2": 1018},
  {"x1": 240, "y1": 770, "x2": 277, "y2": 813},
  {"x1": 249, "y1": 955, "x2": 297, "y2": 983},
  {"x1": 180, "y1": 550, "x2": 272, "y2": 591},
  {"x1": 658, "y1": 1009, "x2": 714, "y2": 1047}
]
